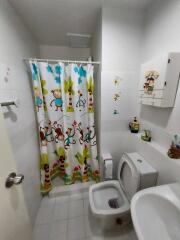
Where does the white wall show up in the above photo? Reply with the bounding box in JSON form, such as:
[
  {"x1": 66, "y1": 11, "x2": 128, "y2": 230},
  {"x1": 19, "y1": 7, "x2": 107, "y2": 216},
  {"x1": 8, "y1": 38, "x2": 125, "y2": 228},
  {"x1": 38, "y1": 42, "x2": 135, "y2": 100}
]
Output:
[
  {"x1": 100, "y1": 1, "x2": 180, "y2": 185},
  {"x1": 40, "y1": 44, "x2": 91, "y2": 60},
  {"x1": 140, "y1": 0, "x2": 180, "y2": 143},
  {"x1": 91, "y1": 11, "x2": 102, "y2": 174},
  {"x1": 100, "y1": 4, "x2": 143, "y2": 176},
  {"x1": 138, "y1": 0, "x2": 180, "y2": 184},
  {"x1": 0, "y1": 0, "x2": 41, "y2": 225}
]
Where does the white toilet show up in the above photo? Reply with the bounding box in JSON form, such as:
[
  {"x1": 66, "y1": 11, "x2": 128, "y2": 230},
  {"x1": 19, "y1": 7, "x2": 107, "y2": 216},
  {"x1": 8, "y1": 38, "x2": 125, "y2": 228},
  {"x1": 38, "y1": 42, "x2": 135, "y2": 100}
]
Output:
[{"x1": 89, "y1": 152, "x2": 158, "y2": 229}]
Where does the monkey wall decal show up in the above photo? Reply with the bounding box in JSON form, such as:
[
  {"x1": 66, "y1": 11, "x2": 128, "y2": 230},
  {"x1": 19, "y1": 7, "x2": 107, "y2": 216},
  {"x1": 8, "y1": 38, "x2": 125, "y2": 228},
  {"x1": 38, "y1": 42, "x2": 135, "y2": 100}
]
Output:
[
  {"x1": 76, "y1": 90, "x2": 86, "y2": 111},
  {"x1": 144, "y1": 71, "x2": 159, "y2": 94},
  {"x1": 50, "y1": 89, "x2": 63, "y2": 111},
  {"x1": 34, "y1": 86, "x2": 43, "y2": 112},
  {"x1": 51, "y1": 121, "x2": 64, "y2": 143}
]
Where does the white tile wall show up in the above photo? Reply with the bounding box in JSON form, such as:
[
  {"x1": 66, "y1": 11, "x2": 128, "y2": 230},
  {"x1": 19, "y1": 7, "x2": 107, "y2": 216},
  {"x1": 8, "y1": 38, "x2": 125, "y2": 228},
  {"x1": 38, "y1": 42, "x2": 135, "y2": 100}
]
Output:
[{"x1": 99, "y1": 4, "x2": 143, "y2": 178}]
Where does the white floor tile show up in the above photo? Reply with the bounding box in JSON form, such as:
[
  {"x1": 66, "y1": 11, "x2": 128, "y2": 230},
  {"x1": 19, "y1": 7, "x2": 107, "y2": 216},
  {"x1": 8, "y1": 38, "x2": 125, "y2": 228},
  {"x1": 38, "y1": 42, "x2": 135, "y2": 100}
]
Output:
[
  {"x1": 53, "y1": 200, "x2": 69, "y2": 220},
  {"x1": 33, "y1": 223, "x2": 50, "y2": 240},
  {"x1": 84, "y1": 199, "x2": 90, "y2": 215},
  {"x1": 55, "y1": 195, "x2": 70, "y2": 204},
  {"x1": 70, "y1": 193, "x2": 83, "y2": 201},
  {"x1": 104, "y1": 223, "x2": 136, "y2": 240},
  {"x1": 49, "y1": 220, "x2": 67, "y2": 240},
  {"x1": 41, "y1": 196, "x2": 56, "y2": 208},
  {"x1": 84, "y1": 214, "x2": 104, "y2": 238},
  {"x1": 86, "y1": 237, "x2": 104, "y2": 240},
  {"x1": 82, "y1": 191, "x2": 89, "y2": 199},
  {"x1": 69, "y1": 199, "x2": 84, "y2": 218},
  {"x1": 67, "y1": 216, "x2": 86, "y2": 240},
  {"x1": 35, "y1": 203, "x2": 54, "y2": 225},
  {"x1": 34, "y1": 187, "x2": 136, "y2": 240}
]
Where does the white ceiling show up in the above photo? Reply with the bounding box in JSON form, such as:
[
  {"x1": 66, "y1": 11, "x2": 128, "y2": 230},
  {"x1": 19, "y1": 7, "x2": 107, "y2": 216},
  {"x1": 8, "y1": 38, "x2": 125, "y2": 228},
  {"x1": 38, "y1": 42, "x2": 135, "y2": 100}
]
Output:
[{"x1": 9, "y1": 0, "x2": 153, "y2": 46}]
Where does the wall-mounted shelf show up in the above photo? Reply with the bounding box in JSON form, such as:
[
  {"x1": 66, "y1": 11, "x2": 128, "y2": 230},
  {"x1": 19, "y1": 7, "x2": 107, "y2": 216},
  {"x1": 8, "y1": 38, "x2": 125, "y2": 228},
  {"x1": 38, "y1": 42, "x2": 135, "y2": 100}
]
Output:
[{"x1": 132, "y1": 132, "x2": 180, "y2": 166}]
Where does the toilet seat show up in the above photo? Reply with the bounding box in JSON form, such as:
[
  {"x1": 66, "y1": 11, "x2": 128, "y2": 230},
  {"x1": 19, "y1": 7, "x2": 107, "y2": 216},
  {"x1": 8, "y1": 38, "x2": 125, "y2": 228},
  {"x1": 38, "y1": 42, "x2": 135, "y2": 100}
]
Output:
[
  {"x1": 118, "y1": 153, "x2": 140, "y2": 200},
  {"x1": 89, "y1": 180, "x2": 130, "y2": 217}
]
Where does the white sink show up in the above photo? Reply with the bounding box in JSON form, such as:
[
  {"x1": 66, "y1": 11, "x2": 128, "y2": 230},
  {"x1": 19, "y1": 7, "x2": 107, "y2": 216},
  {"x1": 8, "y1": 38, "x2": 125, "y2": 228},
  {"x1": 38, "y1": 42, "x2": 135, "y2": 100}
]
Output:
[{"x1": 131, "y1": 183, "x2": 180, "y2": 240}]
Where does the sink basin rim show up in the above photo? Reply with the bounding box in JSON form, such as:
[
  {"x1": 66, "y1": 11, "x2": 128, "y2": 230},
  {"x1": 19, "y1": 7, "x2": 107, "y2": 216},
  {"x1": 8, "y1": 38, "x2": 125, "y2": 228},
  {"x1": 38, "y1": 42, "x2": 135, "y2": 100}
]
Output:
[{"x1": 131, "y1": 183, "x2": 180, "y2": 240}]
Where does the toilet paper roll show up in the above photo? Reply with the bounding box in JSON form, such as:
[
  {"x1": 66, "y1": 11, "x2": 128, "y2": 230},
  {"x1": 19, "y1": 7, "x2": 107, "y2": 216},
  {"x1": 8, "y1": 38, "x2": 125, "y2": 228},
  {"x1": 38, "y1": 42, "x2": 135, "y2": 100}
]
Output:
[{"x1": 104, "y1": 159, "x2": 113, "y2": 179}]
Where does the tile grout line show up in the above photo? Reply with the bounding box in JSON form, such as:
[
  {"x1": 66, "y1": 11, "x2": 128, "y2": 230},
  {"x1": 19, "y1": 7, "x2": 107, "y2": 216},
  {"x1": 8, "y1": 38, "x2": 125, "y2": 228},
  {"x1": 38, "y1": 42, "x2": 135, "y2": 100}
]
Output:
[
  {"x1": 83, "y1": 197, "x2": 88, "y2": 239},
  {"x1": 66, "y1": 196, "x2": 71, "y2": 240},
  {"x1": 48, "y1": 197, "x2": 56, "y2": 240}
]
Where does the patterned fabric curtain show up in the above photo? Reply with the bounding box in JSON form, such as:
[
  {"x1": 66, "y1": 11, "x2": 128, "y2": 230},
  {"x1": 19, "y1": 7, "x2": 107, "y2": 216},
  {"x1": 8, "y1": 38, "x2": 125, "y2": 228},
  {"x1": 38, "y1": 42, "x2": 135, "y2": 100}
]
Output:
[{"x1": 29, "y1": 61, "x2": 100, "y2": 194}]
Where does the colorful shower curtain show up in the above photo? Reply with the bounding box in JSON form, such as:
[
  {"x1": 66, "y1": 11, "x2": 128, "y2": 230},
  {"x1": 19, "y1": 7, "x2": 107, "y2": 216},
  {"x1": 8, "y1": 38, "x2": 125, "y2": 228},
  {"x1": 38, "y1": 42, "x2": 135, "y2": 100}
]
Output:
[{"x1": 29, "y1": 61, "x2": 100, "y2": 194}]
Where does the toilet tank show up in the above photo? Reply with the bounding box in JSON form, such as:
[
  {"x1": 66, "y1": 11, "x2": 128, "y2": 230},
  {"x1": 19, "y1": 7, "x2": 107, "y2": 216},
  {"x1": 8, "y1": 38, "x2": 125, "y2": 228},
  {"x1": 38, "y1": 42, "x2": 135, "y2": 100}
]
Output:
[{"x1": 127, "y1": 152, "x2": 158, "y2": 190}]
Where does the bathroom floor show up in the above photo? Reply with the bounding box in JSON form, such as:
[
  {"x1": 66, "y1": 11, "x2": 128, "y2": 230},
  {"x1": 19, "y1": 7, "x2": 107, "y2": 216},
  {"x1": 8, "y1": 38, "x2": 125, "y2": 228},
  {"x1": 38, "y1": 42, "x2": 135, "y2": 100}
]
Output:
[{"x1": 33, "y1": 191, "x2": 138, "y2": 240}]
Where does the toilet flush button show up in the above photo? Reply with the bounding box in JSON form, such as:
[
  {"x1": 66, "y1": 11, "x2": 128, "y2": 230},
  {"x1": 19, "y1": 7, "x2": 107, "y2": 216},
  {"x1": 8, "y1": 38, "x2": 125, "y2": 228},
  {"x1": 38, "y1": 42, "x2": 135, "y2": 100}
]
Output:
[{"x1": 137, "y1": 159, "x2": 142, "y2": 163}]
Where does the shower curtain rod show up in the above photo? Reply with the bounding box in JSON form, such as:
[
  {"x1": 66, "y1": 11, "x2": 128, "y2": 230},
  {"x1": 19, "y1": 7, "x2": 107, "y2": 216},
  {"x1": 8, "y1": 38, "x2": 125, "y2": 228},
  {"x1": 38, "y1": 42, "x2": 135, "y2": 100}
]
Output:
[{"x1": 23, "y1": 58, "x2": 101, "y2": 65}]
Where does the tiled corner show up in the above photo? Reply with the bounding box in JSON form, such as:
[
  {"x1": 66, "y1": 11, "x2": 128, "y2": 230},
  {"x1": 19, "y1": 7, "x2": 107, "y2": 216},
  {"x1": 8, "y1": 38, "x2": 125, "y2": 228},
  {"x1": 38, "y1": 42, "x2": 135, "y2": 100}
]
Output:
[{"x1": 35, "y1": 199, "x2": 54, "y2": 225}]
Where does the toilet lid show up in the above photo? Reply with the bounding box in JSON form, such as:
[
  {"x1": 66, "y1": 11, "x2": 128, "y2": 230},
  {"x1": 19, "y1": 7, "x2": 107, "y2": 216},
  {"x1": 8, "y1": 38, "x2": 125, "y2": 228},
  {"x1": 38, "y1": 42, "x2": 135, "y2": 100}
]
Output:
[{"x1": 118, "y1": 153, "x2": 140, "y2": 200}]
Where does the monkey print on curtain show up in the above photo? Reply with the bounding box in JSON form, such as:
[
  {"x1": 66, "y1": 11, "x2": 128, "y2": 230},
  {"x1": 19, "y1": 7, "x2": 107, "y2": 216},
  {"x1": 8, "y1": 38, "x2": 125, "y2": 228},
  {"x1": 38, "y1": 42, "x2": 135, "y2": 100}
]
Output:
[{"x1": 30, "y1": 61, "x2": 100, "y2": 194}]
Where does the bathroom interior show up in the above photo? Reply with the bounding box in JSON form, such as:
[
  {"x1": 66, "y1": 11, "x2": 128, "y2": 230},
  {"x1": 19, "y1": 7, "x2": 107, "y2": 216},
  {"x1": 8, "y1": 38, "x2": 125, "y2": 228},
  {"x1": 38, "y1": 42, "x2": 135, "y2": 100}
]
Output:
[{"x1": 1, "y1": 0, "x2": 180, "y2": 239}]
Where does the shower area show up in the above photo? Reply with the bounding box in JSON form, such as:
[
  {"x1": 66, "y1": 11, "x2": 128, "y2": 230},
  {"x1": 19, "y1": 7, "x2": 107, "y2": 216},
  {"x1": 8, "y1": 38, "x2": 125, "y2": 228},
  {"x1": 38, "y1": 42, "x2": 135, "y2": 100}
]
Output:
[{"x1": 27, "y1": 58, "x2": 101, "y2": 195}]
